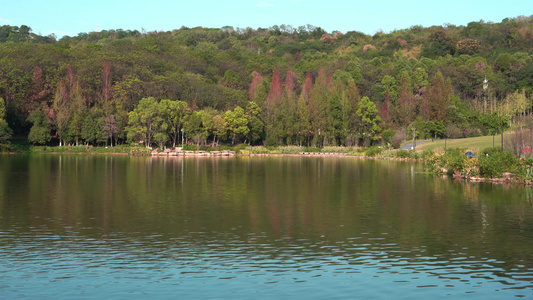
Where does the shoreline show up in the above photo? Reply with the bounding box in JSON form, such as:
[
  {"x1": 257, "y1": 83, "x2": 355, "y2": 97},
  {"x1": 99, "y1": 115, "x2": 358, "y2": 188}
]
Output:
[{"x1": 2, "y1": 149, "x2": 531, "y2": 186}]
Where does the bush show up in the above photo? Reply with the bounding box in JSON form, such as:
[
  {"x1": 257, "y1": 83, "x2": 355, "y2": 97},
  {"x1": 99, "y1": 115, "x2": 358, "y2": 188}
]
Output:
[
  {"x1": 421, "y1": 149, "x2": 435, "y2": 160},
  {"x1": 303, "y1": 147, "x2": 321, "y2": 153},
  {"x1": 378, "y1": 150, "x2": 395, "y2": 158},
  {"x1": 478, "y1": 154, "x2": 502, "y2": 178},
  {"x1": 182, "y1": 144, "x2": 198, "y2": 151},
  {"x1": 516, "y1": 161, "x2": 533, "y2": 181},
  {"x1": 279, "y1": 146, "x2": 304, "y2": 154},
  {"x1": 478, "y1": 147, "x2": 519, "y2": 178},
  {"x1": 395, "y1": 150, "x2": 412, "y2": 158},
  {"x1": 442, "y1": 148, "x2": 468, "y2": 174},
  {"x1": 465, "y1": 127, "x2": 482, "y2": 138},
  {"x1": 245, "y1": 146, "x2": 269, "y2": 154},
  {"x1": 322, "y1": 146, "x2": 351, "y2": 153},
  {"x1": 392, "y1": 131, "x2": 407, "y2": 149},
  {"x1": 365, "y1": 146, "x2": 383, "y2": 157}
]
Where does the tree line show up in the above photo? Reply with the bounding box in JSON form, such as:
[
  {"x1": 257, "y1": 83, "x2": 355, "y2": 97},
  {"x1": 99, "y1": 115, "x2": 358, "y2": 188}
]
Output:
[{"x1": 0, "y1": 16, "x2": 532, "y2": 147}]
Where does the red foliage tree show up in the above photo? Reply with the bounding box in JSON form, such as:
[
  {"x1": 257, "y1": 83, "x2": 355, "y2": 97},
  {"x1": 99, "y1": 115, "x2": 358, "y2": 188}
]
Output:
[
  {"x1": 65, "y1": 64, "x2": 76, "y2": 89},
  {"x1": 284, "y1": 70, "x2": 298, "y2": 99},
  {"x1": 396, "y1": 72, "x2": 417, "y2": 125},
  {"x1": 25, "y1": 66, "x2": 54, "y2": 113},
  {"x1": 248, "y1": 71, "x2": 263, "y2": 100},
  {"x1": 300, "y1": 72, "x2": 313, "y2": 101},
  {"x1": 32, "y1": 66, "x2": 44, "y2": 86},
  {"x1": 266, "y1": 69, "x2": 283, "y2": 110},
  {"x1": 425, "y1": 72, "x2": 452, "y2": 121},
  {"x1": 102, "y1": 60, "x2": 112, "y2": 101}
]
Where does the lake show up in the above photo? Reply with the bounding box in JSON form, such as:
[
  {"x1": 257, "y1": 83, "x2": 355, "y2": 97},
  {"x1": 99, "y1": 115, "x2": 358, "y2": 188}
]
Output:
[{"x1": 0, "y1": 154, "x2": 532, "y2": 299}]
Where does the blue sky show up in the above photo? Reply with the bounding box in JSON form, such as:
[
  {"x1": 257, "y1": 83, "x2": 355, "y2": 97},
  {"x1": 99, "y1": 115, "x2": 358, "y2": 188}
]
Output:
[{"x1": 1, "y1": 0, "x2": 531, "y2": 38}]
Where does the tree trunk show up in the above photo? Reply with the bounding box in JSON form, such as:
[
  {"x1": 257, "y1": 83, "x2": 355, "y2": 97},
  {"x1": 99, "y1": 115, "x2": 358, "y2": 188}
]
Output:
[{"x1": 412, "y1": 127, "x2": 417, "y2": 150}]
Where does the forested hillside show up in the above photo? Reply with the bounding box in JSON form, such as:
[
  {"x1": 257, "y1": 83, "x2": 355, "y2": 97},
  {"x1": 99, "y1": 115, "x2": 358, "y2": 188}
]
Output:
[{"x1": 0, "y1": 16, "x2": 532, "y2": 148}]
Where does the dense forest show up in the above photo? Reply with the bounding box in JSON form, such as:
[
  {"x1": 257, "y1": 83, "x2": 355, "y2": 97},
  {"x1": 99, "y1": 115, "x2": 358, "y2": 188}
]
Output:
[{"x1": 0, "y1": 16, "x2": 532, "y2": 148}]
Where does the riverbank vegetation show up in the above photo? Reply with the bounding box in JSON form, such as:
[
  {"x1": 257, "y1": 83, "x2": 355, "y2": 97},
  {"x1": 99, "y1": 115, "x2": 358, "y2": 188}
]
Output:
[{"x1": 0, "y1": 16, "x2": 532, "y2": 151}]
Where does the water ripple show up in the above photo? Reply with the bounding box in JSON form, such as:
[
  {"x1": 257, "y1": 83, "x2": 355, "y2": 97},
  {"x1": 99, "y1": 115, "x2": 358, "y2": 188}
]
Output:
[{"x1": 0, "y1": 227, "x2": 532, "y2": 299}]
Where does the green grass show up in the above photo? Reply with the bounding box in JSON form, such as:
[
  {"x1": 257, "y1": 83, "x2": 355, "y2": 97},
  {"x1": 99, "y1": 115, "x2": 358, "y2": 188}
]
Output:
[
  {"x1": 1, "y1": 137, "x2": 152, "y2": 155},
  {"x1": 417, "y1": 133, "x2": 508, "y2": 153}
]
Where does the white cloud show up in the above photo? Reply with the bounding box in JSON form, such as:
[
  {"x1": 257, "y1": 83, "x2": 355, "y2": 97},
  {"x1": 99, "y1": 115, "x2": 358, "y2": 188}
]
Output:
[{"x1": 0, "y1": 17, "x2": 11, "y2": 24}]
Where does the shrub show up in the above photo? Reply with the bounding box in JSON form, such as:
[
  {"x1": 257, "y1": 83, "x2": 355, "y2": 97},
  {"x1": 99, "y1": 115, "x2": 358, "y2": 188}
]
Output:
[
  {"x1": 365, "y1": 146, "x2": 383, "y2": 157},
  {"x1": 378, "y1": 150, "x2": 395, "y2": 158},
  {"x1": 220, "y1": 144, "x2": 247, "y2": 153},
  {"x1": 516, "y1": 162, "x2": 533, "y2": 181},
  {"x1": 442, "y1": 148, "x2": 468, "y2": 174},
  {"x1": 478, "y1": 154, "x2": 503, "y2": 178},
  {"x1": 424, "y1": 153, "x2": 445, "y2": 174},
  {"x1": 468, "y1": 128, "x2": 482, "y2": 138},
  {"x1": 421, "y1": 149, "x2": 435, "y2": 160},
  {"x1": 464, "y1": 157, "x2": 480, "y2": 178},
  {"x1": 478, "y1": 147, "x2": 519, "y2": 178},
  {"x1": 392, "y1": 131, "x2": 407, "y2": 149},
  {"x1": 303, "y1": 147, "x2": 321, "y2": 153},
  {"x1": 182, "y1": 144, "x2": 197, "y2": 151},
  {"x1": 395, "y1": 150, "x2": 412, "y2": 158},
  {"x1": 322, "y1": 146, "x2": 351, "y2": 153},
  {"x1": 279, "y1": 146, "x2": 304, "y2": 154},
  {"x1": 246, "y1": 146, "x2": 269, "y2": 154}
]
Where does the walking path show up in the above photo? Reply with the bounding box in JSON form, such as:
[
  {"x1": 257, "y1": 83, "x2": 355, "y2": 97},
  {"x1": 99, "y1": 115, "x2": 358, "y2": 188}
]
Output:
[{"x1": 400, "y1": 140, "x2": 433, "y2": 150}]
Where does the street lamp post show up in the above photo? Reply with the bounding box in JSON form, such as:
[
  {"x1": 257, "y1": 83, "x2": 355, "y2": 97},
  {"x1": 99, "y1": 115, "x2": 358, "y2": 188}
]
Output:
[{"x1": 483, "y1": 77, "x2": 488, "y2": 114}]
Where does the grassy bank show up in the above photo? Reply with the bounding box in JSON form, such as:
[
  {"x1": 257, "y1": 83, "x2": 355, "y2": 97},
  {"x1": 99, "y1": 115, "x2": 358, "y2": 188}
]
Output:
[{"x1": 416, "y1": 133, "x2": 509, "y2": 153}]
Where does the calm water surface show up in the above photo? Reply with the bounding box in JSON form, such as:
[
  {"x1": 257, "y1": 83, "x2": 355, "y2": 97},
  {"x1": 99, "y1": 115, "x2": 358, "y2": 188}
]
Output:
[{"x1": 0, "y1": 154, "x2": 532, "y2": 299}]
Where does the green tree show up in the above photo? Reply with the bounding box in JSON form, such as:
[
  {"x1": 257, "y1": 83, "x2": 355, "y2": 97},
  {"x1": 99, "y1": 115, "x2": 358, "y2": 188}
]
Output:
[
  {"x1": 381, "y1": 75, "x2": 398, "y2": 100},
  {"x1": 296, "y1": 96, "x2": 311, "y2": 146},
  {"x1": 126, "y1": 97, "x2": 164, "y2": 147},
  {"x1": 212, "y1": 114, "x2": 227, "y2": 145},
  {"x1": 246, "y1": 101, "x2": 264, "y2": 145},
  {"x1": 356, "y1": 96, "x2": 382, "y2": 146},
  {"x1": 199, "y1": 108, "x2": 217, "y2": 145},
  {"x1": 159, "y1": 99, "x2": 187, "y2": 147},
  {"x1": 327, "y1": 92, "x2": 343, "y2": 145},
  {"x1": 343, "y1": 79, "x2": 361, "y2": 146},
  {"x1": 102, "y1": 114, "x2": 119, "y2": 146},
  {"x1": 0, "y1": 97, "x2": 12, "y2": 143},
  {"x1": 183, "y1": 110, "x2": 203, "y2": 147},
  {"x1": 81, "y1": 109, "x2": 106, "y2": 145},
  {"x1": 308, "y1": 68, "x2": 332, "y2": 146},
  {"x1": 53, "y1": 80, "x2": 71, "y2": 146},
  {"x1": 27, "y1": 110, "x2": 50, "y2": 145},
  {"x1": 423, "y1": 29, "x2": 456, "y2": 57},
  {"x1": 224, "y1": 106, "x2": 249, "y2": 144}
]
